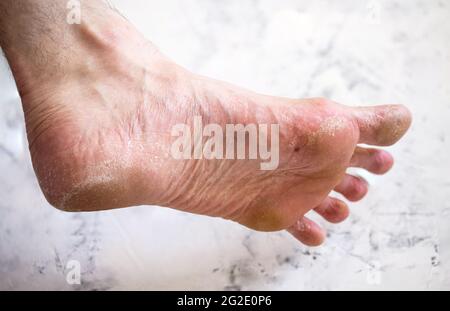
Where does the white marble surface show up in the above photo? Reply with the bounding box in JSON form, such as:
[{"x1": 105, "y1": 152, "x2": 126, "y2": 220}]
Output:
[{"x1": 1, "y1": 0, "x2": 450, "y2": 290}]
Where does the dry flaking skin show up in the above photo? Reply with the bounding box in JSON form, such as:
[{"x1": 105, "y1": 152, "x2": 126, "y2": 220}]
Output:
[{"x1": 12, "y1": 4, "x2": 411, "y2": 246}]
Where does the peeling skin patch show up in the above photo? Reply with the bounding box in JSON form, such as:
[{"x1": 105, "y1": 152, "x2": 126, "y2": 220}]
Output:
[
  {"x1": 318, "y1": 116, "x2": 347, "y2": 137},
  {"x1": 382, "y1": 105, "x2": 407, "y2": 141},
  {"x1": 58, "y1": 158, "x2": 131, "y2": 211},
  {"x1": 354, "y1": 105, "x2": 411, "y2": 145},
  {"x1": 307, "y1": 116, "x2": 347, "y2": 146},
  {"x1": 296, "y1": 218, "x2": 311, "y2": 232}
]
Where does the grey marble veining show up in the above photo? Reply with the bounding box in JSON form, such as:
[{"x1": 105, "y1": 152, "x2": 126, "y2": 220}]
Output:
[{"x1": 1, "y1": 0, "x2": 449, "y2": 290}]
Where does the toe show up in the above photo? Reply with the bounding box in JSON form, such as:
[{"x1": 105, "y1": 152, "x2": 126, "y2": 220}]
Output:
[
  {"x1": 334, "y1": 174, "x2": 369, "y2": 202},
  {"x1": 314, "y1": 197, "x2": 350, "y2": 223},
  {"x1": 353, "y1": 104, "x2": 412, "y2": 146},
  {"x1": 287, "y1": 216, "x2": 326, "y2": 246},
  {"x1": 350, "y1": 147, "x2": 394, "y2": 175}
]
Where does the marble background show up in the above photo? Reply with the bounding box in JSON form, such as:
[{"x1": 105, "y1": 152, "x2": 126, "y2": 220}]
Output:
[{"x1": 1, "y1": 0, "x2": 449, "y2": 290}]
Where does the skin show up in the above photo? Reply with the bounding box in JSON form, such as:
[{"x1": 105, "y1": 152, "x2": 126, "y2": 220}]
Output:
[{"x1": 0, "y1": 0, "x2": 412, "y2": 246}]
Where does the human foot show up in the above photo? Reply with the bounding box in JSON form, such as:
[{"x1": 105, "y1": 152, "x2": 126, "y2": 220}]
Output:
[{"x1": 13, "y1": 10, "x2": 411, "y2": 246}]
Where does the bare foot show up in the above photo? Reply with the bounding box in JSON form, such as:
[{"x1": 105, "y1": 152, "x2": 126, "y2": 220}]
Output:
[{"x1": 16, "y1": 11, "x2": 411, "y2": 246}]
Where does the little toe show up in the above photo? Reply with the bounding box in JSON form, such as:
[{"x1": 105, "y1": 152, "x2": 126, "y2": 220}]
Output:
[{"x1": 287, "y1": 216, "x2": 326, "y2": 246}]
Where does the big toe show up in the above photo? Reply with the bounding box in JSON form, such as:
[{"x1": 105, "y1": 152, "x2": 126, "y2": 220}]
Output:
[{"x1": 353, "y1": 104, "x2": 412, "y2": 146}]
